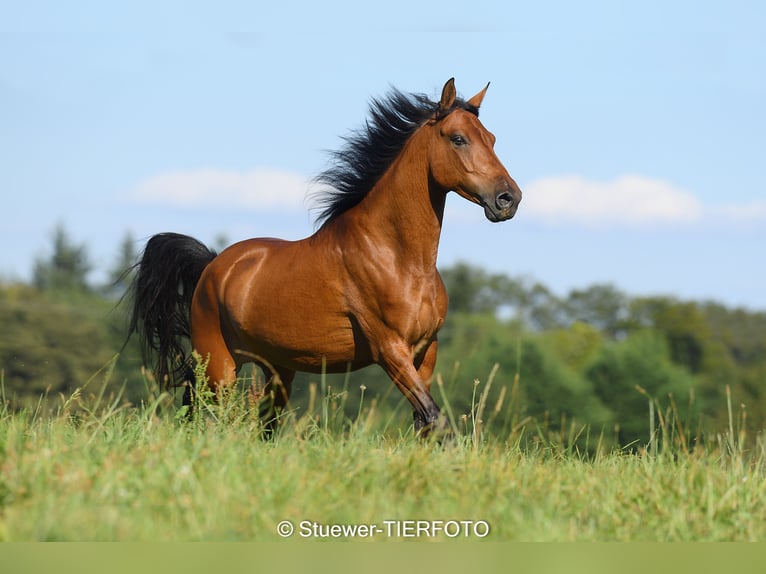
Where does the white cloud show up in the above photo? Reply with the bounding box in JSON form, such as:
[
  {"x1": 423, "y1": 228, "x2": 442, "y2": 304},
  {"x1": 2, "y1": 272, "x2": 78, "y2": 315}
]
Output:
[
  {"x1": 127, "y1": 168, "x2": 310, "y2": 210},
  {"x1": 522, "y1": 174, "x2": 703, "y2": 227}
]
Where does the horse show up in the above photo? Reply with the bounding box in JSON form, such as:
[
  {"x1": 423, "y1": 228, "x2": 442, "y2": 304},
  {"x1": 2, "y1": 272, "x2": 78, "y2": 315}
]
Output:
[{"x1": 127, "y1": 78, "x2": 522, "y2": 436}]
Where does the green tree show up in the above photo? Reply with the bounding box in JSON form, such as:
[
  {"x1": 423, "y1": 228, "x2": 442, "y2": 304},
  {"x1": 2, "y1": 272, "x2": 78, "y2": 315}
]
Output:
[
  {"x1": 541, "y1": 322, "x2": 604, "y2": 372},
  {"x1": 628, "y1": 297, "x2": 712, "y2": 369},
  {"x1": 33, "y1": 224, "x2": 92, "y2": 293},
  {"x1": 437, "y1": 313, "x2": 612, "y2": 439},
  {"x1": 524, "y1": 281, "x2": 567, "y2": 331},
  {"x1": 0, "y1": 282, "x2": 150, "y2": 409},
  {"x1": 0, "y1": 285, "x2": 114, "y2": 405},
  {"x1": 212, "y1": 233, "x2": 229, "y2": 253},
  {"x1": 564, "y1": 284, "x2": 629, "y2": 339},
  {"x1": 440, "y1": 261, "x2": 533, "y2": 318},
  {"x1": 440, "y1": 262, "x2": 499, "y2": 314},
  {"x1": 105, "y1": 231, "x2": 138, "y2": 298},
  {"x1": 516, "y1": 335, "x2": 613, "y2": 434},
  {"x1": 585, "y1": 330, "x2": 699, "y2": 447}
]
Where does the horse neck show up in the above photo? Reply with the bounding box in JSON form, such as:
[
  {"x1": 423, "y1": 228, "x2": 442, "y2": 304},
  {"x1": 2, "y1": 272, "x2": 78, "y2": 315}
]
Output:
[{"x1": 352, "y1": 131, "x2": 446, "y2": 269}]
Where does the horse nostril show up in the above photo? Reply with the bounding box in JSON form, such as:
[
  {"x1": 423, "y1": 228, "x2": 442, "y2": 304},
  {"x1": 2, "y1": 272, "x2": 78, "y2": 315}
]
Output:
[{"x1": 495, "y1": 192, "x2": 514, "y2": 210}]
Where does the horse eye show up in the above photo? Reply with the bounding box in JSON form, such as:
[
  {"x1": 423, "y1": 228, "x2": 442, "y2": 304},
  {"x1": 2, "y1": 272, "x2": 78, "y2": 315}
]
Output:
[{"x1": 450, "y1": 135, "x2": 467, "y2": 147}]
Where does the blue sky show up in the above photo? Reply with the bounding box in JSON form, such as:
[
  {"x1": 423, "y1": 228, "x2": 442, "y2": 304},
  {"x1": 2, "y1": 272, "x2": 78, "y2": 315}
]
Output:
[{"x1": 2, "y1": 0, "x2": 765, "y2": 309}]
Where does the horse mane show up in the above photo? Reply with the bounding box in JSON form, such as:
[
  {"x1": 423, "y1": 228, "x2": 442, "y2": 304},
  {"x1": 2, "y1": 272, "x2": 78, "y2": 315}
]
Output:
[{"x1": 313, "y1": 86, "x2": 479, "y2": 227}]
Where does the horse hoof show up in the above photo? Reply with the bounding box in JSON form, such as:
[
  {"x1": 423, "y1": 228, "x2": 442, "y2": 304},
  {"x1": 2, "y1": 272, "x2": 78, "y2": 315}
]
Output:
[{"x1": 416, "y1": 415, "x2": 454, "y2": 443}]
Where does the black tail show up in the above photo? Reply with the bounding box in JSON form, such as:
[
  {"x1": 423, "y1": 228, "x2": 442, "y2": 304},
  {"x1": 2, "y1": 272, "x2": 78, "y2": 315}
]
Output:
[{"x1": 126, "y1": 233, "x2": 217, "y2": 389}]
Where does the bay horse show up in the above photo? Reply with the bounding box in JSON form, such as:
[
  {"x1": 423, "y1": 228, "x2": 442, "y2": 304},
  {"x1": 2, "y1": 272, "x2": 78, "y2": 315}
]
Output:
[{"x1": 128, "y1": 78, "x2": 521, "y2": 436}]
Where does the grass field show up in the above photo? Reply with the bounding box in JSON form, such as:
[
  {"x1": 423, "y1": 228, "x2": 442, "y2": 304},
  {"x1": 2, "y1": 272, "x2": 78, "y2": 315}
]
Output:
[{"x1": 1, "y1": 369, "x2": 765, "y2": 542}]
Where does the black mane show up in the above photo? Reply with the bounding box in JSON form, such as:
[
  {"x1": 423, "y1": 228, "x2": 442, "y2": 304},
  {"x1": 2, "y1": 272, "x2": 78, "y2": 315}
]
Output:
[{"x1": 313, "y1": 87, "x2": 478, "y2": 226}]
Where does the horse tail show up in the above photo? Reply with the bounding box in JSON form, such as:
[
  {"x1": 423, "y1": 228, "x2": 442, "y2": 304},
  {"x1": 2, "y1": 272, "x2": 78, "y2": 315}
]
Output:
[{"x1": 127, "y1": 233, "x2": 217, "y2": 389}]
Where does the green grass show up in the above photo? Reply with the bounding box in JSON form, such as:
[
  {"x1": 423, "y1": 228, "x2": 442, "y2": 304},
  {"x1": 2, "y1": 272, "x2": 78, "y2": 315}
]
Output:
[{"x1": 1, "y1": 369, "x2": 765, "y2": 542}]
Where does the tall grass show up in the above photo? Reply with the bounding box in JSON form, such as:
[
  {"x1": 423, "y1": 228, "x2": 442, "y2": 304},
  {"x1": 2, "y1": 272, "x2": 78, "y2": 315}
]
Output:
[{"x1": 1, "y1": 364, "x2": 765, "y2": 541}]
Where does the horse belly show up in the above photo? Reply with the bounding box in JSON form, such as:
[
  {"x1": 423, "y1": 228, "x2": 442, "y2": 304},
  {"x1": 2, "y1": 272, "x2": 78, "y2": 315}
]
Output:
[{"x1": 242, "y1": 313, "x2": 368, "y2": 374}]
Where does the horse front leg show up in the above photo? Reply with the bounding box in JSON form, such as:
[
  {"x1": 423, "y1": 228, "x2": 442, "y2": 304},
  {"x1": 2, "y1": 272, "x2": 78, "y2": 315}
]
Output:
[
  {"x1": 411, "y1": 338, "x2": 446, "y2": 433},
  {"x1": 379, "y1": 338, "x2": 446, "y2": 438}
]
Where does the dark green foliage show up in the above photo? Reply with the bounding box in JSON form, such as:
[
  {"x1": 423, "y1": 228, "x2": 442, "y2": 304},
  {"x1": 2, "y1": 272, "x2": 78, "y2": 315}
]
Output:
[
  {"x1": 32, "y1": 224, "x2": 92, "y2": 294},
  {"x1": 563, "y1": 284, "x2": 629, "y2": 339},
  {"x1": 585, "y1": 330, "x2": 699, "y2": 445},
  {"x1": 437, "y1": 314, "x2": 609, "y2": 436},
  {"x1": 438, "y1": 262, "x2": 766, "y2": 445},
  {"x1": 0, "y1": 285, "x2": 144, "y2": 408},
  {"x1": 515, "y1": 336, "x2": 613, "y2": 430}
]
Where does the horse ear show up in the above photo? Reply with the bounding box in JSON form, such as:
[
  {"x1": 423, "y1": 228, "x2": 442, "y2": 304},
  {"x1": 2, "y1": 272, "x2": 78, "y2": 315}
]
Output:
[
  {"x1": 438, "y1": 78, "x2": 457, "y2": 112},
  {"x1": 466, "y1": 82, "x2": 490, "y2": 109}
]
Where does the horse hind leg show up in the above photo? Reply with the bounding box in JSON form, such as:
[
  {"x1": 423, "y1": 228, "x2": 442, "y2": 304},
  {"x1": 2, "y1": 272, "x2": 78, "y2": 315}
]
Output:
[
  {"x1": 185, "y1": 329, "x2": 238, "y2": 410},
  {"x1": 254, "y1": 362, "x2": 294, "y2": 439}
]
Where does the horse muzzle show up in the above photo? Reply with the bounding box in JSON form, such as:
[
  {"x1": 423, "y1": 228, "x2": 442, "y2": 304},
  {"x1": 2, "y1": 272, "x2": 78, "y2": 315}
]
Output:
[{"x1": 481, "y1": 180, "x2": 521, "y2": 222}]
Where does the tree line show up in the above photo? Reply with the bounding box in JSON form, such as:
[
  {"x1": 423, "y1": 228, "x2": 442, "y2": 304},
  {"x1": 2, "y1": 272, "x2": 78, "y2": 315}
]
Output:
[
  {"x1": 1, "y1": 225, "x2": 765, "y2": 447},
  {"x1": 438, "y1": 264, "x2": 766, "y2": 446}
]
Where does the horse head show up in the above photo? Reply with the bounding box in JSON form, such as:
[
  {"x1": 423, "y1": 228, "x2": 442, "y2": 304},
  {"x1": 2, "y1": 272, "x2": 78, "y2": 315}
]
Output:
[{"x1": 427, "y1": 78, "x2": 522, "y2": 222}]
